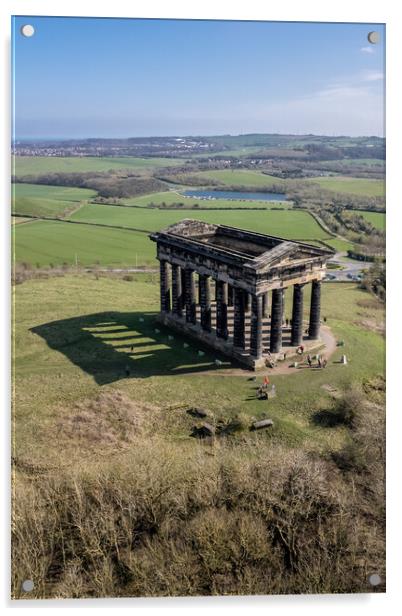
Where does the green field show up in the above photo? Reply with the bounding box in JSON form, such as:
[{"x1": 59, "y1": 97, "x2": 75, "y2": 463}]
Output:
[
  {"x1": 121, "y1": 190, "x2": 291, "y2": 209},
  {"x1": 14, "y1": 205, "x2": 332, "y2": 267},
  {"x1": 13, "y1": 155, "x2": 183, "y2": 176},
  {"x1": 343, "y1": 158, "x2": 385, "y2": 167},
  {"x1": 13, "y1": 221, "x2": 154, "y2": 267},
  {"x1": 12, "y1": 183, "x2": 97, "y2": 217},
  {"x1": 359, "y1": 210, "x2": 385, "y2": 230},
  {"x1": 13, "y1": 190, "x2": 334, "y2": 267},
  {"x1": 184, "y1": 169, "x2": 287, "y2": 187},
  {"x1": 70, "y1": 203, "x2": 331, "y2": 238},
  {"x1": 324, "y1": 238, "x2": 356, "y2": 253},
  {"x1": 310, "y1": 175, "x2": 385, "y2": 197}
]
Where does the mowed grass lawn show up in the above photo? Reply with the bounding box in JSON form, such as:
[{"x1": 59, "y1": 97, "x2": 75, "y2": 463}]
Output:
[
  {"x1": 310, "y1": 176, "x2": 385, "y2": 197},
  {"x1": 13, "y1": 275, "x2": 385, "y2": 465},
  {"x1": 12, "y1": 155, "x2": 183, "y2": 176},
  {"x1": 13, "y1": 221, "x2": 155, "y2": 267},
  {"x1": 70, "y1": 204, "x2": 331, "y2": 239},
  {"x1": 12, "y1": 183, "x2": 97, "y2": 217}
]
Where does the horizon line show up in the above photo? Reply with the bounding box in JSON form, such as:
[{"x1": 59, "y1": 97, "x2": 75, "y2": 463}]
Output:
[{"x1": 12, "y1": 131, "x2": 386, "y2": 142}]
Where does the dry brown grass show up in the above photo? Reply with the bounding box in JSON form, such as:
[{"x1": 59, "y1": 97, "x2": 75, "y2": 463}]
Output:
[
  {"x1": 355, "y1": 318, "x2": 385, "y2": 335},
  {"x1": 356, "y1": 298, "x2": 382, "y2": 310},
  {"x1": 12, "y1": 381, "x2": 385, "y2": 599},
  {"x1": 54, "y1": 391, "x2": 154, "y2": 447}
]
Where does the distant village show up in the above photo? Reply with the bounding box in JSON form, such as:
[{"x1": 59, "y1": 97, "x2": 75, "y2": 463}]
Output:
[{"x1": 12, "y1": 137, "x2": 218, "y2": 158}]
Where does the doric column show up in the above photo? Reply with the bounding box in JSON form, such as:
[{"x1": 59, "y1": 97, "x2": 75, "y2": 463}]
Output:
[
  {"x1": 308, "y1": 280, "x2": 321, "y2": 339},
  {"x1": 243, "y1": 291, "x2": 250, "y2": 313},
  {"x1": 291, "y1": 283, "x2": 305, "y2": 346},
  {"x1": 181, "y1": 268, "x2": 187, "y2": 310},
  {"x1": 216, "y1": 280, "x2": 228, "y2": 339},
  {"x1": 199, "y1": 274, "x2": 212, "y2": 332},
  {"x1": 184, "y1": 269, "x2": 196, "y2": 324},
  {"x1": 262, "y1": 292, "x2": 269, "y2": 318},
  {"x1": 270, "y1": 288, "x2": 284, "y2": 353},
  {"x1": 227, "y1": 284, "x2": 234, "y2": 307},
  {"x1": 171, "y1": 264, "x2": 183, "y2": 317},
  {"x1": 233, "y1": 287, "x2": 246, "y2": 349},
  {"x1": 197, "y1": 276, "x2": 202, "y2": 305},
  {"x1": 159, "y1": 260, "x2": 171, "y2": 313},
  {"x1": 250, "y1": 295, "x2": 263, "y2": 358}
]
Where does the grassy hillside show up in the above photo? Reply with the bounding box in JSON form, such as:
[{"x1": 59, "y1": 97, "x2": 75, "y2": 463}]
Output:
[
  {"x1": 12, "y1": 183, "x2": 97, "y2": 218},
  {"x1": 359, "y1": 210, "x2": 385, "y2": 231},
  {"x1": 310, "y1": 176, "x2": 385, "y2": 197},
  {"x1": 13, "y1": 221, "x2": 154, "y2": 267},
  {"x1": 13, "y1": 275, "x2": 384, "y2": 464},
  {"x1": 12, "y1": 275, "x2": 385, "y2": 597},
  {"x1": 12, "y1": 156, "x2": 183, "y2": 176}
]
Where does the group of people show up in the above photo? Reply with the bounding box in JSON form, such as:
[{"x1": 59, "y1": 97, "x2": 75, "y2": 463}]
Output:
[
  {"x1": 294, "y1": 345, "x2": 327, "y2": 369},
  {"x1": 306, "y1": 353, "x2": 327, "y2": 369}
]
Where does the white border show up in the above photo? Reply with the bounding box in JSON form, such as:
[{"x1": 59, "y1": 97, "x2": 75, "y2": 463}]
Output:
[{"x1": 1, "y1": 1, "x2": 401, "y2": 614}]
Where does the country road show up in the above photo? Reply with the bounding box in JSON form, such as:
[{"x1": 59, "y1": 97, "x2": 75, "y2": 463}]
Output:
[{"x1": 84, "y1": 253, "x2": 371, "y2": 283}]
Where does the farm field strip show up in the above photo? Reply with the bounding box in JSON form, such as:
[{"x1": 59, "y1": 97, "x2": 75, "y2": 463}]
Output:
[
  {"x1": 181, "y1": 169, "x2": 287, "y2": 187},
  {"x1": 12, "y1": 220, "x2": 156, "y2": 267},
  {"x1": 12, "y1": 183, "x2": 97, "y2": 202},
  {"x1": 14, "y1": 204, "x2": 333, "y2": 267},
  {"x1": 12, "y1": 183, "x2": 97, "y2": 218},
  {"x1": 69, "y1": 203, "x2": 332, "y2": 239},
  {"x1": 168, "y1": 169, "x2": 385, "y2": 198},
  {"x1": 12, "y1": 155, "x2": 183, "y2": 176},
  {"x1": 120, "y1": 190, "x2": 291, "y2": 209},
  {"x1": 309, "y1": 175, "x2": 385, "y2": 197},
  {"x1": 358, "y1": 210, "x2": 385, "y2": 230}
]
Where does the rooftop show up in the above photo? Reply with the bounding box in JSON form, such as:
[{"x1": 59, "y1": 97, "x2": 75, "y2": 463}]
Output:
[{"x1": 150, "y1": 219, "x2": 334, "y2": 271}]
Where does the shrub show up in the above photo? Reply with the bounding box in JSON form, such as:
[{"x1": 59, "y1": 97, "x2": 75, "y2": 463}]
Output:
[
  {"x1": 12, "y1": 430, "x2": 385, "y2": 598},
  {"x1": 332, "y1": 385, "x2": 365, "y2": 427}
]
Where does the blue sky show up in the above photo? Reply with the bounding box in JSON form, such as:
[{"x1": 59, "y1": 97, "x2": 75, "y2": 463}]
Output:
[{"x1": 12, "y1": 17, "x2": 385, "y2": 139}]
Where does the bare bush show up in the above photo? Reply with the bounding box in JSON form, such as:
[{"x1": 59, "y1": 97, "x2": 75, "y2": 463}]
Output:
[{"x1": 12, "y1": 414, "x2": 385, "y2": 598}]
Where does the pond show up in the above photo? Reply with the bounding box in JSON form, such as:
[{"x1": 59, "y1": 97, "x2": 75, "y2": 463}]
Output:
[{"x1": 181, "y1": 189, "x2": 288, "y2": 202}]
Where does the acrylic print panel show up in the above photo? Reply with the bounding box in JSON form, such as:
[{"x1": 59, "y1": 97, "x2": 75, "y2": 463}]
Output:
[{"x1": 11, "y1": 16, "x2": 385, "y2": 599}]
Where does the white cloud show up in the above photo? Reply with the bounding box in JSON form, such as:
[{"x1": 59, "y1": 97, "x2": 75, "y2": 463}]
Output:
[
  {"x1": 229, "y1": 70, "x2": 384, "y2": 136},
  {"x1": 362, "y1": 70, "x2": 384, "y2": 82},
  {"x1": 314, "y1": 84, "x2": 369, "y2": 99},
  {"x1": 361, "y1": 46, "x2": 375, "y2": 54}
]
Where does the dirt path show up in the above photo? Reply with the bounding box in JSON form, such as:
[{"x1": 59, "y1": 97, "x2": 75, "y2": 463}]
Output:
[{"x1": 195, "y1": 326, "x2": 338, "y2": 378}]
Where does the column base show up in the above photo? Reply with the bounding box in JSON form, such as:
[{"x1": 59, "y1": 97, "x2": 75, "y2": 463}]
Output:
[{"x1": 156, "y1": 312, "x2": 325, "y2": 371}]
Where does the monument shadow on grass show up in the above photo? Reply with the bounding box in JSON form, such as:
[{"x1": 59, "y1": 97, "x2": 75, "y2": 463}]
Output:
[{"x1": 31, "y1": 311, "x2": 231, "y2": 385}]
